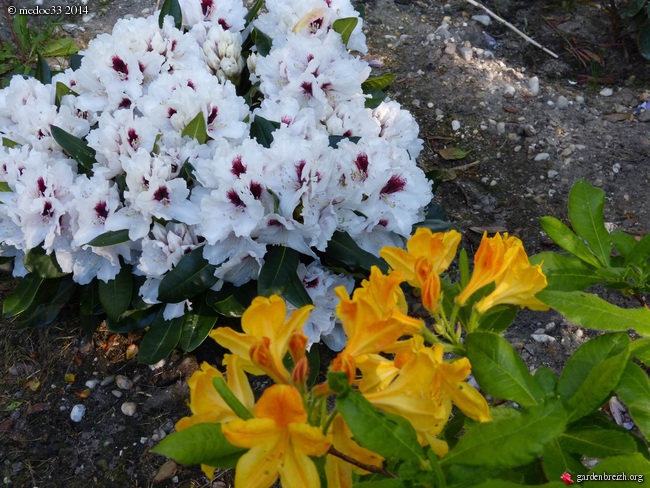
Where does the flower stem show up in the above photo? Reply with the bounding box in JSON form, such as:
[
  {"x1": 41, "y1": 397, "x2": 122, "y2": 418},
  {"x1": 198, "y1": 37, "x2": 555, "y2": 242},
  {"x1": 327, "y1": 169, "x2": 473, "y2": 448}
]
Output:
[
  {"x1": 327, "y1": 446, "x2": 397, "y2": 478},
  {"x1": 321, "y1": 407, "x2": 338, "y2": 435}
]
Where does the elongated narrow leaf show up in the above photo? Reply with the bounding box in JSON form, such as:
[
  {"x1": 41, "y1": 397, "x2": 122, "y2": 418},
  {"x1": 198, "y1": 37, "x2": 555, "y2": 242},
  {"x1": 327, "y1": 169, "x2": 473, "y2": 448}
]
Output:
[
  {"x1": 362, "y1": 73, "x2": 396, "y2": 91},
  {"x1": 328, "y1": 135, "x2": 361, "y2": 148},
  {"x1": 542, "y1": 439, "x2": 587, "y2": 481},
  {"x1": 79, "y1": 278, "x2": 101, "y2": 316},
  {"x1": 12, "y1": 15, "x2": 29, "y2": 53},
  {"x1": 534, "y1": 367, "x2": 558, "y2": 398},
  {"x1": 568, "y1": 178, "x2": 611, "y2": 266},
  {"x1": 24, "y1": 247, "x2": 68, "y2": 279},
  {"x1": 50, "y1": 125, "x2": 96, "y2": 173},
  {"x1": 610, "y1": 230, "x2": 638, "y2": 259},
  {"x1": 441, "y1": 400, "x2": 567, "y2": 468},
  {"x1": 558, "y1": 416, "x2": 637, "y2": 458},
  {"x1": 466, "y1": 332, "x2": 545, "y2": 408},
  {"x1": 15, "y1": 278, "x2": 77, "y2": 330},
  {"x1": 616, "y1": 361, "x2": 650, "y2": 439},
  {"x1": 257, "y1": 245, "x2": 300, "y2": 298},
  {"x1": 179, "y1": 305, "x2": 217, "y2": 352},
  {"x1": 35, "y1": 54, "x2": 52, "y2": 85},
  {"x1": 2, "y1": 138, "x2": 20, "y2": 149},
  {"x1": 538, "y1": 217, "x2": 601, "y2": 268},
  {"x1": 157, "y1": 247, "x2": 217, "y2": 303},
  {"x1": 329, "y1": 372, "x2": 424, "y2": 463},
  {"x1": 558, "y1": 332, "x2": 630, "y2": 423},
  {"x1": 85, "y1": 229, "x2": 130, "y2": 247},
  {"x1": 631, "y1": 338, "x2": 650, "y2": 366},
  {"x1": 530, "y1": 252, "x2": 603, "y2": 291},
  {"x1": 2, "y1": 274, "x2": 44, "y2": 318},
  {"x1": 283, "y1": 271, "x2": 313, "y2": 308},
  {"x1": 364, "y1": 87, "x2": 387, "y2": 109},
  {"x1": 640, "y1": 24, "x2": 650, "y2": 60},
  {"x1": 475, "y1": 305, "x2": 517, "y2": 333},
  {"x1": 625, "y1": 0, "x2": 647, "y2": 17},
  {"x1": 98, "y1": 264, "x2": 133, "y2": 321},
  {"x1": 41, "y1": 38, "x2": 79, "y2": 57},
  {"x1": 212, "y1": 377, "x2": 253, "y2": 420},
  {"x1": 206, "y1": 281, "x2": 257, "y2": 317},
  {"x1": 332, "y1": 17, "x2": 358, "y2": 46},
  {"x1": 251, "y1": 28, "x2": 272, "y2": 56},
  {"x1": 159, "y1": 0, "x2": 182, "y2": 29},
  {"x1": 55, "y1": 81, "x2": 79, "y2": 108},
  {"x1": 625, "y1": 233, "x2": 650, "y2": 266},
  {"x1": 138, "y1": 313, "x2": 183, "y2": 364},
  {"x1": 152, "y1": 423, "x2": 245, "y2": 468},
  {"x1": 106, "y1": 306, "x2": 159, "y2": 333},
  {"x1": 181, "y1": 112, "x2": 208, "y2": 144},
  {"x1": 244, "y1": 0, "x2": 264, "y2": 26},
  {"x1": 250, "y1": 115, "x2": 280, "y2": 148},
  {"x1": 70, "y1": 53, "x2": 83, "y2": 70},
  {"x1": 323, "y1": 231, "x2": 389, "y2": 273},
  {"x1": 537, "y1": 290, "x2": 650, "y2": 335}
]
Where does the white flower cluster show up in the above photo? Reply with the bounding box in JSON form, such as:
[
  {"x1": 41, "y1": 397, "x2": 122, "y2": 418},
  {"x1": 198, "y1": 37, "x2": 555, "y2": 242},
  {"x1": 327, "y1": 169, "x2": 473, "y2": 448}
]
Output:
[{"x1": 0, "y1": 0, "x2": 431, "y2": 349}]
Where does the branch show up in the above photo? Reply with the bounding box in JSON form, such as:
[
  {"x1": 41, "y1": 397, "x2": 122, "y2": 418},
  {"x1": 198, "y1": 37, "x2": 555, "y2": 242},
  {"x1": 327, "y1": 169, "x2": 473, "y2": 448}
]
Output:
[
  {"x1": 327, "y1": 446, "x2": 397, "y2": 478},
  {"x1": 464, "y1": 0, "x2": 559, "y2": 59}
]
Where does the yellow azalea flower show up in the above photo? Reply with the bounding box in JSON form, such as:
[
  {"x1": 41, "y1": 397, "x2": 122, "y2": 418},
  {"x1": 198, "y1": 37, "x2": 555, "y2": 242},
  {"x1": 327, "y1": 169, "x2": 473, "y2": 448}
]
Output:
[
  {"x1": 325, "y1": 415, "x2": 384, "y2": 488},
  {"x1": 356, "y1": 354, "x2": 400, "y2": 393},
  {"x1": 456, "y1": 232, "x2": 523, "y2": 306},
  {"x1": 380, "y1": 229, "x2": 460, "y2": 314},
  {"x1": 222, "y1": 384, "x2": 331, "y2": 488},
  {"x1": 209, "y1": 295, "x2": 313, "y2": 384},
  {"x1": 475, "y1": 246, "x2": 550, "y2": 313},
  {"x1": 175, "y1": 355, "x2": 254, "y2": 479}
]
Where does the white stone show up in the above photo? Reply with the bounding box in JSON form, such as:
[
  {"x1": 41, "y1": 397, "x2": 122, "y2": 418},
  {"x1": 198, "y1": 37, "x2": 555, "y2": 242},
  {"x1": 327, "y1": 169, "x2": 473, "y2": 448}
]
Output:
[
  {"x1": 427, "y1": 102, "x2": 434, "y2": 109},
  {"x1": 612, "y1": 163, "x2": 621, "y2": 173},
  {"x1": 556, "y1": 96, "x2": 569, "y2": 109},
  {"x1": 111, "y1": 390, "x2": 123, "y2": 398},
  {"x1": 121, "y1": 402, "x2": 137, "y2": 417},
  {"x1": 531, "y1": 333, "x2": 557, "y2": 343},
  {"x1": 528, "y1": 76, "x2": 540, "y2": 96},
  {"x1": 547, "y1": 170, "x2": 559, "y2": 178},
  {"x1": 100, "y1": 376, "x2": 115, "y2": 387},
  {"x1": 600, "y1": 87, "x2": 613, "y2": 97},
  {"x1": 534, "y1": 152, "x2": 550, "y2": 161},
  {"x1": 451, "y1": 120, "x2": 461, "y2": 131},
  {"x1": 85, "y1": 379, "x2": 99, "y2": 389},
  {"x1": 472, "y1": 14, "x2": 491, "y2": 26},
  {"x1": 503, "y1": 85, "x2": 516, "y2": 98},
  {"x1": 496, "y1": 122, "x2": 506, "y2": 134},
  {"x1": 115, "y1": 375, "x2": 133, "y2": 390},
  {"x1": 70, "y1": 404, "x2": 86, "y2": 423}
]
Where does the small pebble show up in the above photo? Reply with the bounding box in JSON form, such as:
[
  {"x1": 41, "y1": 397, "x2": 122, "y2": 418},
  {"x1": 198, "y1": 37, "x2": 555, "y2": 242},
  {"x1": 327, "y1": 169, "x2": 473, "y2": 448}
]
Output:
[
  {"x1": 458, "y1": 46, "x2": 473, "y2": 61},
  {"x1": 70, "y1": 404, "x2": 86, "y2": 423},
  {"x1": 445, "y1": 43, "x2": 457, "y2": 55},
  {"x1": 547, "y1": 170, "x2": 559, "y2": 178},
  {"x1": 531, "y1": 333, "x2": 557, "y2": 343},
  {"x1": 115, "y1": 375, "x2": 133, "y2": 390},
  {"x1": 472, "y1": 14, "x2": 491, "y2": 26},
  {"x1": 545, "y1": 322, "x2": 556, "y2": 331},
  {"x1": 451, "y1": 120, "x2": 461, "y2": 131},
  {"x1": 600, "y1": 87, "x2": 613, "y2": 97},
  {"x1": 427, "y1": 102, "x2": 434, "y2": 109},
  {"x1": 575, "y1": 95, "x2": 585, "y2": 104},
  {"x1": 496, "y1": 122, "x2": 506, "y2": 134},
  {"x1": 100, "y1": 376, "x2": 115, "y2": 387},
  {"x1": 503, "y1": 85, "x2": 516, "y2": 98},
  {"x1": 490, "y1": 179, "x2": 497, "y2": 187},
  {"x1": 411, "y1": 99, "x2": 420, "y2": 107},
  {"x1": 121, "y1": 401, "x2": 137, "y2": 417},
  {"x1": 612, "y1": 163, "x2": 621, "y2": 173},
  {"x1": 556, "y1": 96, "x2": 569, "y2": 109},
  {"x1": 85, "y1": 379, "x2": 99, "y2": 389},
  {"x1": 111, "y1": 390, "x2": 123, "y2": 398},
  {"x1": 534, "y1": 152, "x2": 550, "y2": 161},
  {"x1": 528, "y1": 76, "x2": 540, "y2": 96}
]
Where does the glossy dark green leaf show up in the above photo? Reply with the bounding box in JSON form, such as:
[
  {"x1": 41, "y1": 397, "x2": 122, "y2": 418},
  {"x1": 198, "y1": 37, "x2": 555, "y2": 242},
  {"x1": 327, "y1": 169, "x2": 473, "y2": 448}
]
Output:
[
  {"x1": 138, "y1": 313, "x2": 183, "y2": 364},
  {"x1": 475, "y1": 305, "x2": 518, "y2": 333},
  {"x1": 329, "y1": 372, "x2": 425, "y2": 463},
  {"x1": 206, "y1": 281, "x2": 258, "y2": 317},
  {"x1": 152, "y1": 423, "x2": 246, "y2": 468},
  {"x1": 24, "y1": 247, "x2": 68, "y2": 278},
  {"x1": 364, "y1": 87, "x2": 387, "y2": 109},
  {"x1": 615, "y1": 360, "x2": 650, "y2": 439},
  {"x1": 328, "y1": 135, "x2": 361, "y2": 148},
  {"x1": 244, "y1": 0, "x2": 264, "y2": 26},
  {"x1": 179, "y1": 308, "x2": 217, "y2": 352},
  {"x1": 55, "y1": 81, "x2": 79, "y2": 108},
  {"x1": 98, "y1": 264, "x2": 133, "y2": 322},
  {"x1": 157, "y1": 246, "x2": 217, "y2": 303},
  {"x1": 332, "y1": 17, "x2": 358, "y2": 46},
  {"x1": 538, "y1": 216, "x2": 601, "y2": 268},
  {"x1": 35, "y1": 54, "x2": 52, "y2": 85},
  {"x1": 467, "y1": 331, "x2": 545, "y2": 408},
  {"x1": 159, "y1": 0, "x2": 182, "y2": 29},
  {"x1": 181, "y1": 112, "x2": 208, "y2": 144},
  {"x1": 85, "y1": 229, "x2": 130, "y2": 247},
  {"x1": 251, "y1": 28, "x2": 272, "y2": 56},
  {"x1": 70, "y1": 53, "x2": 83, "y2": 70},
  {"x1": 50, "y1": 125, "x2": 96, "y2": 173},
  {"x1": 624, "y1": 0, "x2": 648, "y2": 17},
  {"x1": 568, "y1": 178, "x2": 611, "y2": 267},
  {"x1": 79, "y1": 278, "x2": 101, "y2": 316},
  {"x1": 257, "y1": 245, "x2": 300, "y2": 298},
  {"x1": 558, "y1": 332, "x2": 630, "y2": 423},
  {"x1": 441, "y1": 400, "x2": 567, "y2": 468},
  {"x1": 362, "y1": 73, "x2": 396, "y2": 91},
  {"x1": 15, "y1": 278, "x2": 77, "y2": 330},
  {"x1": 323, "y1": 231, "x2": 389, "y2": 273},
  {"x1": 106, "y1": 306, "x2": 159, "y2": 333},
  {"x1": 2, "y1": 273, "x2": 44, "y2": 318},
  {"x1": 250, "y1": 115, "x2": 280, "y2": 148}
]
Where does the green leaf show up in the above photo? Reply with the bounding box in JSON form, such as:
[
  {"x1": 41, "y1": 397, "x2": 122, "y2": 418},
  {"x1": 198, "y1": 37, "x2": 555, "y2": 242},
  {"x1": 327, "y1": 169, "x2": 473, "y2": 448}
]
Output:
[
  {"x1": 542, "y1": 439, "x2": 587, "y2": 481},
  {"x1": 24, "y1": 247, "x2": 67, "y2": 278},
  {"x1": 558, "y1": 416, "x2": 638, "y2": 458},
  {"x1": 41, "y1": 38, "x2": 79, "y2": 57},
  {"x1": 98, "y1": 264, "x2": 133, "y2": 322},
  {"x1": 50, "y1": 125, "x2": 96, "y2": 174},
  {"x1": 85, "y1": 229, "x2": 130, "y2": 247},
  {"x1": 442, "y1": 400, "x2": 567, "y2": 468},
  {"x1": 284, "y1": 271, "x2": 313, "y2": 308},
  {"x1": 640, "y1": 23, "x2": 650, "y2": 60},
  {"x1": 138, "y1": 313, "x2": 183, "y2": 364},
  {"x1": 206, "y1": 281, "x2": 257, "y2": 317},
  {"x1": 530, "y1": 252, "x2": 602, "y2": 291},
  {"x1": 631, "y1": 338, "x2": 650, "y2": 366},
  {"x1": 2, "y1": 274, "x2": 44, "y2": 318},
  {"x1": 2, "y1": 137, "x2": 20, "y2": 149},
  {"x1": 475, "y1": 305, "x2": 518, "y2": 333},
  {"x1": 35, "y1": 54, "x2": 52, "y2": 85},
  {"x1": 79, "y1": 278, "x2": 101, "y2": 315},
  {"x1": 568, "y1": 178, "x2": 611, "y2": 267},
  {"x1": 179, "y1": 308, "x2": 217, "y2": 352},
  {"x1": 250, "y1": 115, "x2": 280, "y2": 148},
  {"x1": 537, "y1": 290, "x2": 650, "y2": 335},
  {"x1": 538, "y1": 216, "x2": 601, "y2": 268},
  {"x1": 624, "y1": 0, "x2": 648, "y2": 17},
  {"x1": 152, "y1": 423, "x2": 246, "y2": 468},
  {"x1": 257, "y1": 245, "x2": 299, "y2": 297},
  {"x1": 534, "y1": 367, "x2": 558, "y2": 398},
  {"x1": 362, "y1": 73, "x2": 396, "y2": 91},
  {"x1": 212, "y1": 377, "x2": 253, "y2": 420},
  {"x1": 329, "y1": 372, "x2": 425, "y2": 463},
  {"x1": 244, "y1": 0, "x2": 264, "y2": 26},
  {"x1": 15, "y1": 278, "x2": 77, "y2": 330},
  {"x1": 157, "y1": 246, "x2": 217, "y2": 303},
  {"x1": 364, "y1": 87, "x2": 387, "y2": 109},
  {"x1": 55, "y1": 81, "x2": 79, "y2": 108},
  {"x1": 472, "y1": 481, "x2": 568, "y2": 488},
  {"x1": 70, "y1": 53, "x2": 83, "y2": 70},
  {"x1": 584, "y1": 453, "x2": 650, "y2": 487},
  {"x1": 332, "y1": 17, "x2": 358, "y2": 46},
  {"x1": 466, "y1": 332, "x2": 545, "y2": 408},
  {"x1": 181, "y1": 112, "x2": 208, "y2": 144},
  {"x1": 328, "y1": 135, "x2": 361, "y2": 148},
  {"x1": 558, "y1": 332, "x2": 630, "y2": 423},
  {"x1": 12, "y1": 15, "x2": 29, "y2": 52},
  {"x1": 323, "y1": 231, "x2": 389, "y2": 273},
  {"x1": 159, "y1": 0, "x2": 182, "y2": 29},
  {"x1": 106, "y1": 306, "x2": 159, "y2": 333},
  {"x1": 0, "y1": 182, "x2": 9, "y2": 192},
  {"x1": 251, "y1": 28, "x2": 272, "y2": 56},
  {"x1": 353, "y1": 480, "x2": 406, "y2": 488},
  {"x1": 625, "y1": 233, "x2": 650, "y2": 266},
  {"x1": 437, "y1": 147, "x2": 472, "y2": 160},
  {"x1": 413, "y1": 218, "x2": 453, "y2": 233},
  {"x1": 610, "y1": 230, "x2": 638, "y2": 259},
  {"x1": 615, "y1": 360, "x2": 650, "y2": 439}
]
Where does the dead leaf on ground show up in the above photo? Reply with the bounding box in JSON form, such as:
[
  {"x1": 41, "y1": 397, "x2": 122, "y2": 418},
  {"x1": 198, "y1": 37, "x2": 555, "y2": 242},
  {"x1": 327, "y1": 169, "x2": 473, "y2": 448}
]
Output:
[
  {"x1": 436, "y1": 147, "x2": 471, "y2": 160},
  {"x1": 469, "y1": 226, "x2": 509, "y2": 234},
  {"x1": 24, "y1": 379, "x2": 41, "y2": 392},
  {"x1": 74, "y1": 388, "x2": 91, "y2": 399},
  {"x1": 602, "y1": 113, "x2": 633, "y2": 122},
  {"x1": 126, "y1": 344, "x2": 139, "y2": 360},
  {"x1": 64, "y1": 373, "x2": 76, "y2": 384},
  {"x1": 153, "y1": 459, "x2": 178, "y2": 483}
]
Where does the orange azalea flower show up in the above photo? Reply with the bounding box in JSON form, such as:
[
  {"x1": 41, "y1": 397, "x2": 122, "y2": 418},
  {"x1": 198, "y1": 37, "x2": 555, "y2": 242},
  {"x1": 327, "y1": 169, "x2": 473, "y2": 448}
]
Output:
[
  {"x1": 380, "y1": 229, "x2": 460, "y2": 314},
  {"x1": 325, "y1": 415, "x2": 384, "y2": 488},
  {"x1": 222, "y1": 385, "x2": 331, "y2": 488},
  {"x1": 175, "y1": 355, "x2": 254, "y2": 479},
  {"x1": 209, "y1": 295, "x2": 313, "y2": 384},
  {"x1": 475, "y1": 246, "x2": 549, "y2": 313},
  {"x1": 456, "y1": 232, "x2": 524, "y2": 306}
]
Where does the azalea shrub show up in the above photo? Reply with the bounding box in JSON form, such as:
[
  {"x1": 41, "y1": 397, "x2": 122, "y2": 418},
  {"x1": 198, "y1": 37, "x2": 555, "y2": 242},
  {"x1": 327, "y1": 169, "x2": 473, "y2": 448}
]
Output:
[
  {"x1": 153, "y1": 215, "x2": 650, "y2": 487},
  {"x1": 0, "y1": 0, "x2": 437, "y2": 362}
]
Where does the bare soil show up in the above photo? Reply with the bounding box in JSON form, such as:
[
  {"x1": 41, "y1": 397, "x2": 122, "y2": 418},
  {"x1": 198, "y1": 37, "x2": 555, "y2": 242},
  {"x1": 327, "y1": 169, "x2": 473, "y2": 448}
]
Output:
[{"x1": 1, "y1": 0, "x2": 649, "y2": 486}]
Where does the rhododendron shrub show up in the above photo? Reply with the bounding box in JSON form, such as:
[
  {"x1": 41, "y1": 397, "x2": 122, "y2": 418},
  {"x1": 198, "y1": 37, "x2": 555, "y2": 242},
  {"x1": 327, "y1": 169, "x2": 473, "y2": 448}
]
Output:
[{"x1": 0, "y1": 0, "x2": 433, "y2": 360}]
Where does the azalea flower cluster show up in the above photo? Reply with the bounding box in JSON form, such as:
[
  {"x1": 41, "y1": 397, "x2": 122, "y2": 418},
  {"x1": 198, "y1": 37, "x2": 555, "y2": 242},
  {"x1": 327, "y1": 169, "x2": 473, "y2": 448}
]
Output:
[{"x1": 0, "y1": 0, "x2": 431, "y2": 347}]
